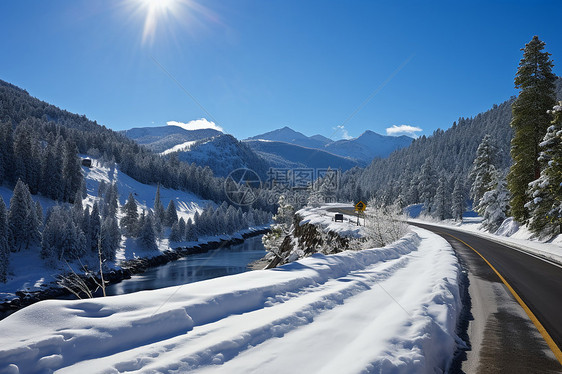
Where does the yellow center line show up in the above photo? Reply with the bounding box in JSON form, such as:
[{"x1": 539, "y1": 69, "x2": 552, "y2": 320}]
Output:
[{"x1": 437, "y1": 230, "x2": 562, "y2": 366}]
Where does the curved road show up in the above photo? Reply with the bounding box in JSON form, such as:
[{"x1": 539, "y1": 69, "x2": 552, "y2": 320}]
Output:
[{"x1": 410, "y1": 222, "x2": 562, "y2": 372}]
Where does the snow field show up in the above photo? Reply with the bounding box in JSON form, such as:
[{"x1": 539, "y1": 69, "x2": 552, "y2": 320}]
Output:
[{"x1": 0, "y1": 227, "x2": 462, "y2": 373}]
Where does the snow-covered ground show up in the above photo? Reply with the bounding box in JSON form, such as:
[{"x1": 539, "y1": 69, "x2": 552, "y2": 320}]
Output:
[
  {"x1": 0, "y1": 158, "x2": 213, "y2": 301},
  {"x1": 0, "y1": 227, "x2": 463, "y2": 373},
  {"x1": 409, "y1": 216, "x2": 562, "y2": 266},
  {"x1": 296, "y1": 203, "x2": 367, "y2": 238}
]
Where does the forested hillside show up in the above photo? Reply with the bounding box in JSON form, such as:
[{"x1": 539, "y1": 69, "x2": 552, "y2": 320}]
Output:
[
  {"x1": 341, "y1": 78, "x2": 562, "y2": 206},
  {"x1": 0, "y1": 80, "x2": 225, "y2": 203}
]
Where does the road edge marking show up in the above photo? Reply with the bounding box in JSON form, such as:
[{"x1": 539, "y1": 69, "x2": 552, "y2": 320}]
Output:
[{"x1": 439, "y1": 230, "x2": 562, "y2": 366}]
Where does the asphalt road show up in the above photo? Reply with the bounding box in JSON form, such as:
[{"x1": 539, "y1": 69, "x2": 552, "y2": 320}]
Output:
[{"x1": 410, "y1": 222, "x2": 562, "y2": 372}]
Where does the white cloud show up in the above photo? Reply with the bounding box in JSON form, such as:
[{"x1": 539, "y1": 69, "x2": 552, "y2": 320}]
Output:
[
  {"x1": 385, "y1": 124, "x2": 422, "y2": 138},
  {"x1": 167, "y1": 118, "x2": 224, "y2": 132},
  {"x1": 334, "y1": 125, "x2": 353, "y2": 140}
]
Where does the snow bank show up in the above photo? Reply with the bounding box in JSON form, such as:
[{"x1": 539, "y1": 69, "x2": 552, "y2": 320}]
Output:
[
  {"x1": 296, "y1": 205, "x2": 367, "y2": 238},
  {"x1": 410, "y1": 217, "x2": 562, "y2": 265},
  {"x1": 0, "y1": 227, "x2": 462, "y2": 373}
]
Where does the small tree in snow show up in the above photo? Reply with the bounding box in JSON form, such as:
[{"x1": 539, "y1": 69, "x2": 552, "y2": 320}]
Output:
[
  {"x1": 121, "y1": 193, "x2": 139, "y2": 237},
  {"x1": 169, "y1": 222, "x2": 182, "y2": 242},
  {"x1": 165, "y1": 200, "x2": 178, "y2": 227},
  {"x1": 452, "y1": 176, "x2": 466, "y2": 221},
  {"x1": 139, "y1": 212, "x2": 158, "y2": 251},
  {"x1": 262, "y1": 195, "x2": 294, "y2": 259},
  {"x1": 477, "y1": 172, "x2": 510, "y2": 232},
  {"x1": 364, "y1": 198, "x2": 408, "y2": 248},
  {"x1": 470, "y1": 134, "x2": 498, "y2": 206}
]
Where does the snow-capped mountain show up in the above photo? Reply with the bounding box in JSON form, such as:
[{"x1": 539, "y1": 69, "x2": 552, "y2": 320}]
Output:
[
  {"x1": 325, "y1": 130, "x2": 413, "y2": 164},
  {"x1": 244, "y1": 139, "x2": 359, "y2": 171},
  {"x1": 247, "y1": 127, "x2": 413, "y2": 165},
  {"x1": 246, "y1": 126, "x2": 331, "y2": 149},
  {"x1": 172, "y1": 134, "x2": 270, "y2": 178},
  {"x1": 122, "y1": 126, "x2": 222, "y2": 153}
]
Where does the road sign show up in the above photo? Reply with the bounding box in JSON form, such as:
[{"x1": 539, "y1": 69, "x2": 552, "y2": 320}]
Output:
[{"x1": 355, "y1": 201, "x2": 366, "y2": 212}]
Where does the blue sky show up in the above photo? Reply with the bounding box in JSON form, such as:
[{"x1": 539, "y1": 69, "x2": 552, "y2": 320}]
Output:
[{"x1": 0, "y1": 0, "x2": 560, "y2": 140}]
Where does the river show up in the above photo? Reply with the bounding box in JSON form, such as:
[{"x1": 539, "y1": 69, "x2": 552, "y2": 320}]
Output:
[{"x1": 104, "y1": 235, "x2": 267, "y2": 296}]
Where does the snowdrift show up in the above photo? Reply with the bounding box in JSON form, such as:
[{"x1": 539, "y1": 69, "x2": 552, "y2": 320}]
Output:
[{"x1": 0, "y1": 227, "x2": 462, "y2": 373}]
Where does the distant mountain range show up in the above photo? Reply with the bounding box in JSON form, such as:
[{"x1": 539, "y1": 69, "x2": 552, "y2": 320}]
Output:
[
  {"x1": 244, "y1": 126, "x2": 413, "y2": 165},
  {"x1": 122, "y1": 124, "x2": 413, "y2": 178}
]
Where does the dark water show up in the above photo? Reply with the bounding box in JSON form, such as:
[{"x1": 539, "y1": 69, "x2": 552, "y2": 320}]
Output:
[{"x1": 104, "y1": 235, "x2": 267, "y2": 296}]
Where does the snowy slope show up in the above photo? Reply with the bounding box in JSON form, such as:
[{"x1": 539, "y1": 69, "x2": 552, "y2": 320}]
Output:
[
  {"x1": 122, "y1": 126, "x2": 221, "y2": 153},
  {"x1": 0, "y1": 227, "x2": 462, "y2": 373},
  {"x1": 0, "y1": 158, "x2": 211, "y2": 301}
]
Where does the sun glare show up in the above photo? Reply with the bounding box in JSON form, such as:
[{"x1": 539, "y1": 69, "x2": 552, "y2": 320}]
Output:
[{"x1": 137, "y1": 0, "x2": 180, "y2": 44}]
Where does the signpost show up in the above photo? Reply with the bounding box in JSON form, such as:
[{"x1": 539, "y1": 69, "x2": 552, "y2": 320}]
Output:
[{"x1": 354, "y1": 201, "x2": 366, "y2": 226}]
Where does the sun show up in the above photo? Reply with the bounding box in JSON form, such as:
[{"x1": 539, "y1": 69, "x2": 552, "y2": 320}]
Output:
[{"x1": 137, "y1": 0, "x2": 181, "y2": 45}]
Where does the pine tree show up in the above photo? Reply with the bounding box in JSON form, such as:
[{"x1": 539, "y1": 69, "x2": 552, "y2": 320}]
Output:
[
  {"x1": 0, "y1": 197, "x2": 10, "y2": 282},
  {"x1": 8, "y1": 180, "x2": 33, "y2": 251},
  {"x1": 139, "y1": 212, "x2": 158, "y2": 250},
  {"x1": 469, "y1": 135, "x2": 498, "y2": 206},
  {"x1": 433, "y1": 175, "x2": 451, "y2": 220},
  {"x1": 452, "y1": 176, "x2": 466, "y2": 221},
  {"x1": 178, "y1": 217, "x2": 186, "y2": 241},
  {"x1": 153, "y1": 184, "x2": 166, "y2": 223},
  {"x1": 100, "y1": 216, "x2": 120, "y2": 261},
  {"x1": 507, "y1": 36, "x2": 556, "y2": 222},
  {"x1": 526, "y1": 102, "x2": 562, "y2": 236},
  {"x1": 418, "y1": 160, "x2": 438, "y2": 213},
  {"x1": 165, "y1": 200, "x2": 178, "y2": 227},
  {"x1": 89, "y1": 203, "x2": 101, "y2": 253},
  {"x1": 477, "y1": 172, "x2": 510, "y2": 232},
  {"x1": 13, "y1": 127, "x2": 33, "y2": 185},
  {"x1": 185, "y1": 217, "x2": 196, "y2": 241},
  {"x1": 121, "y1": 193, "x2": 139, "y2": 237},
  {"x1": 169, "y1": 222, "x2": 182, "y2": 242},
  {"x1": 62, "y1": 140, "x2": 83, "y2": 203}
]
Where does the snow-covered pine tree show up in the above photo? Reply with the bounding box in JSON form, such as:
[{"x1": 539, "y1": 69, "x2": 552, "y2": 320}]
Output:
[
  {"x1": 165, "y1": 200, "x2": 178, "y2": 227},
  {"x1": 526, "y1": 102, "x2": 562, "y2": 236},
  {"x1": 477, "y1": 172, "x2": 510, "y2": 232},
  {"x1": 8, "y1": 180, "x2": 39, "y2": 251},
  {"x1": 82, "y1": 206, "x2": 91, "y2": 253},
  {"x1": 169, "y1": 222, "x2": 182, "y2": 242},
  {"x1": 139, "y1": 212, "x2": 158, "y2": 251},
  {"x1": 452, "y1": 176, "x2": 466, "y2": 221},
  {"x1": 178, "y1": 217, "x2": 186, "y2": 241},
  {"x1": 469, "y1": 135, "x2": 498, "y2": 206},
  {"x1": 62, "y1": 139, "x2": 83, "y2": 203},
  {"x1": 185, "y1": 217, "x2": 196, "y2": 241},
  {"x1": 153, "y1": 184, "x2": 166, "y2": 224},
  {"x1": 433, "y1": 174, "x2": 451, "y2": 220},
  {"x1": 262, "y1": 195, "x2": 294, "y2": 258},
  {"x1": 507, "y1": 36, "x2": 557, "y2": 222},
  {"x1": 13, "y1": 126, "x2": 33, "y2": 186},
  {"x1": 418, "y1": 160, "x2": 438, "y2": 213},
  {"x1": 89, "y1": 203, "x2": 101, "y2": 253},
  {"x1": 100, "y1": 216, "x2": 120, "y2": 261},
  {"x1": 0, "y1": 197, "x2": 10, "y2": 282},
  {"x1": 121, "y1": 193, "x2": 139, "y2": 237},
  {"x1": 102, "y1": 183, "x2": 119, "y2": 219}
]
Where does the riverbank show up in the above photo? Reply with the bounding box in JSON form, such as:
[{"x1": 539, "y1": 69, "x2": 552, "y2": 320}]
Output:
[{"x1": 0, "y1": 227, "x2": 270, "y2": 320}]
